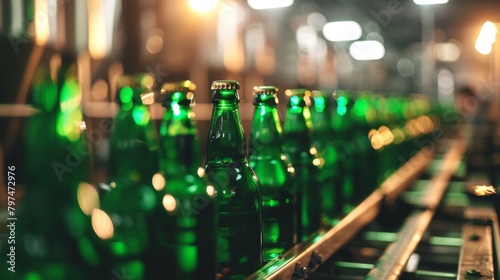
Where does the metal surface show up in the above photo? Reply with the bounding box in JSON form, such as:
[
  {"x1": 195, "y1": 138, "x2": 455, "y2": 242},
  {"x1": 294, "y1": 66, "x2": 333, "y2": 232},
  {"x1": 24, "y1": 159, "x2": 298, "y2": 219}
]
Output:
[
  {"x1": 414, "y1": 136, "x2": 467, "y2": 209},
  {"x1": 364, "y1": 137, "x2": 466, "y2": 280},
  {"x1": 380, "y1": 146, "x2": 434, "y2": 204},
  {"x1": 365, "y1": 209, "x2": 435, "y2": 280},
  {"x1": 245, "y1": 191, "x2": 384, "y2": 280},
  {"x1": 457, "y1": 224, "x2": 494, "y2": 279},
  {"x1": 244, "y1": 132, "x2": 500, "y2": 280},
  {"x1": 245, "y1": 143, "x2": 439, "y2": 280},
  {"x1": 463, "y1": 205, "x2": 500, "y2": 280}
]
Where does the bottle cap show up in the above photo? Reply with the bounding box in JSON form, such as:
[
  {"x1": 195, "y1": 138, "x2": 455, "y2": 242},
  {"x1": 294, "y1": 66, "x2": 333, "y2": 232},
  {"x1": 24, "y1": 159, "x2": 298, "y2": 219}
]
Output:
[
  {"x1": 161, "y1": 80, "x2": 196, "y2": 94},
  {"x1": 285, "y1": 89, "x2": 312, "y2": 107},
  {"x1": 116, "y1": 73, "x2": 156, "y2": 105},
  {"x1": 161, "y1": 80, "x2": 196, "y2": 107},
  {"x1": 285, "y1": 88, "x2": 311, "y2": 97},
  {"x1": 253, "y1": 86, "x2": 278, "y2": 94},
  {"x1": 211, "y1": 80, "x2": 240, "y2": 90},
  {"x1": 252, "y1": 86, "x2": 279, "y2": 106}
]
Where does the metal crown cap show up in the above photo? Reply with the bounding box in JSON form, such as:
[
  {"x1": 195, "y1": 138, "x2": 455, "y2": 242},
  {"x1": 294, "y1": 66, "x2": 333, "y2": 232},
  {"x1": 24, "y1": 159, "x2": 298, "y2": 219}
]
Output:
[
  {"x1": 253, "y1": 86, "x2": 279, "y2": 95},
  {"x1": 285, "y1": 88, "x2": 311, "y2": 97},
  {"x1": 161, "y1": 80, "x2": 197, "y2": 94},
  {"x1": 211, "y1": 80, "x2": 240, "y2": 90}
]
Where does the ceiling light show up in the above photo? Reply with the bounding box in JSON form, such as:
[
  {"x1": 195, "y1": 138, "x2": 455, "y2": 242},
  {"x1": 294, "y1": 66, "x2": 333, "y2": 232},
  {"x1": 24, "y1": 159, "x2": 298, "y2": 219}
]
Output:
[
  {"x1": 248, "y1": 0, "x2": 293, "y2": 10},
  {"x1": 323, "y1": 21, "x2": 362, "y2": 42},
  {"x1": 349, "y1": 40, "x2": 385, "y2": 60},
  {"x1": 413, "y1": 0, "x2": 449, "y2": 5},
  {"x1": 475, "y1": 21, "x2": 498, "y2": 55},
  {"x1": 189, "y1": 0, "x2": 218, "y2": 13}
]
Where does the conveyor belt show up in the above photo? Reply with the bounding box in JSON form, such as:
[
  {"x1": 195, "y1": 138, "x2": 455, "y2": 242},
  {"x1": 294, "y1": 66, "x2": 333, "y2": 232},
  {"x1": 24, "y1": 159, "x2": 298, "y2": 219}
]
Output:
[{"x1": 246, "y1": 134, "x2": 500, "y2": 280}]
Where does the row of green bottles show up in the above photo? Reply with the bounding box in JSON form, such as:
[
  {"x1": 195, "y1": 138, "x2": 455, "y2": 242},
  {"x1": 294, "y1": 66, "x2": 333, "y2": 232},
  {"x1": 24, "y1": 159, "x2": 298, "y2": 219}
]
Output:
[
  {"x1": 4, "y1": 63, "x2": 446, "y2": 280},
  {"x1": 92, "y1": 76, "x2": 218, "y2": 280},
  {"x1": 305, "y1": 89, "x2": 442, "y2": 222},
  {"x1": 0, "y1": 54, "x2": 102, "y2": 280}
]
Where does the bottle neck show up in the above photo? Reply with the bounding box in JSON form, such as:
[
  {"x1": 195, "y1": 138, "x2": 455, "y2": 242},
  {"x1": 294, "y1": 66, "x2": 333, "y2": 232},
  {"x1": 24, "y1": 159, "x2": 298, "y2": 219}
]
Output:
[
  {"x1": 310, "y1": 95, "x2": 332, "y2": 131},
  {"x1": 284, "y1": 105, "x2": 312, "y2": 135},
  {"x1": 159, "y1": 102, "x2": 201, "y2": 176},
  {"x1": 206, "y1": 101, "x2": 247, "y2": 164},
  {"x1": 283, "y1": 103, "x2": 313, "y2": 156},
  {"x1": 109, "y1": 101, "x2": 158, "y2": 184},
  {"x1": 249, "y1": 105, "x2": 283, "y2": 158}
]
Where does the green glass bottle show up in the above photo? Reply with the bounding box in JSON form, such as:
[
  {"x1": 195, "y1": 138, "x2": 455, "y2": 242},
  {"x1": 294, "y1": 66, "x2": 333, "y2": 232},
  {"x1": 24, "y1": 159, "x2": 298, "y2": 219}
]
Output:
[
  {"x1": 249, "y1": 86, "x2": 296, "y2": 262},
  {"x1": 204, "y1": 80, "x2": 263, "y2": 279},
  {"x1": 0, "y1": 55, "x2": 100, "y2": 280},
  {"x1": 282, "y1": 89, "x2": 322, "y2": 240},
  {"x1": 92, "y1": 73, "x2": 159, "y2": 280},
  {"x1": 351, "y1": 92, "x2": 379, "y2": 198},
  {"x1": 107, "y1": 73, "x2": 158, "y2": 186},
  {"x1": 145, "y1": 80, "x2": 217, "y2": 279},
  {"x1": 309, "y1": 90, "x2": 340, "y2": 224},
  {"x1": 331, "y1": 90, "x2": 357, "y2": 212}
]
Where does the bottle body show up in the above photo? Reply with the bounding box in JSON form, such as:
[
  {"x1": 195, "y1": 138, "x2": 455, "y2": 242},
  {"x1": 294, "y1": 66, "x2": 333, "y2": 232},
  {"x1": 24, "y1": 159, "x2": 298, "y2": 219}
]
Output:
[
  {"x1": 1, "y1": 57, "x2": 99, "y2": 280},
  {"x1": 204, "y1": 81, "x2": 263, "y2": 278},
  {"x1": 310, "y1": 90, "x2": 340, "y2": 223},
  {"x1": 205, "y1": 161, "x2": 262, "y2": 276},
  {"x1": 249, "y1": 88, "x2": 296, "y2": 262},
  {"x1": 147, "y1": 173, "x2": 217, "y2": 280},
  {"x1": 283, "y1": 90, "x2": 323, "y2": 240},
  {"x1": 93, "y1": 74, "x2": 159, "y2": 280},
  {"x1": 145, "y1": 81, "x2": 217, "y2": 279}
]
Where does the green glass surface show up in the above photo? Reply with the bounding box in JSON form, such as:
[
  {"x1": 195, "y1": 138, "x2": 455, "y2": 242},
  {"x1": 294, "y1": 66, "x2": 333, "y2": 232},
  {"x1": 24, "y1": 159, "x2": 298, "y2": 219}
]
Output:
[
  {"x1": 145, "y1": 83, "x2": 217, "y2": 279},
  {"x1": 282, "y1": 89, "x2": 322, "y2": 240},
  {"x1": 351, "y1": 92, "x2": 379, "y2": 201},
  {"x1": 95, "y1": 74, "x2": 159, "y2": 280},
  {"x1": 310, "y1": 91, "x2": 340, "y2": 222},
  {"x1": 0, "y1": 58, "x2": 100, "y2": 280},
  {"x1": 249, "y1": 89, "x2": 296, "y2": 262},
  {"x1": 204, "y1": 81, "x2": 263, "y2": 279},
  {"x1": 108, "y1": 84, "x2": 158, "y2": 186}
]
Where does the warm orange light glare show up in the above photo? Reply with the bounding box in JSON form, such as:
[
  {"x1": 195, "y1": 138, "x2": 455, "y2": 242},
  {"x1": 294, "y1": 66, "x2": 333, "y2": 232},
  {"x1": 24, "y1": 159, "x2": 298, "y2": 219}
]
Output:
[{"x1": 189, "y1": 0, "x2": 219, "y2": 13}]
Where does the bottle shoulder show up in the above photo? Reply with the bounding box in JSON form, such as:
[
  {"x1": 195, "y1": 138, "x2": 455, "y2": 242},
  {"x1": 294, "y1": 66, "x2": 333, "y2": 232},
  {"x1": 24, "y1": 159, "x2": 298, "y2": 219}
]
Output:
[
  {"x1": 249, "y1": 157, "x2": 294, "y2": 189},
  {"x1": 204, "y1": 160, "x2": 261, "y2": 193}
]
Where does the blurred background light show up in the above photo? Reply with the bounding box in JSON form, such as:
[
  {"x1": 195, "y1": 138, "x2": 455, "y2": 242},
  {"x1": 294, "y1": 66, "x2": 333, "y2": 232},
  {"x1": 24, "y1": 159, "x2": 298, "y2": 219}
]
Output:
[
  {"x1": 322, "y1": 21, "x2": 362, "y2": 42},
  {"x1": 307, "y1": 12, "x2": 327, "y2": 31},
  {"x1": 189, "y1": 0, "x2": 219, "y2": 13},
  {"x1": 366, "y1": 32, "x2": 384, "y2": 44},
  {"x1": 255, "y1": 45, "x2": 276, "y2": 75},
  {"x1": 218, "y1": 3, "x2": 246, "y2": 72},
  {"x1": 437, "y1": 68, "x2": 455, "y2": 105},
  {"x1": 397, "y1": 58, "x2": 415, "y2": 78},
  {"x1": 475, "y1": 41, "x2": 492, "y2": 55},
  {"x1": 248, "y1": 0, "x2": 294, "y2": 10},
  {"x1": 145, "y1": 28, "x2": 164, "y2": 55},
  {"x1": 88, "y1": 0, "x2": 119, "y2": 59},
  {"x1": 434, "y1": 41, "x2": 461, "y2": 62},
  {"x1": 34, "y1": 0, "x2": 55, "y2": 45},
  {"x1": 475, "y1": 21, "x2": 498, "y2": 55},
  {"x1": 413, "y1": 0, "x2": 449, "y2": 5},
  {"x1": 349, "y1": 40, "x2": 385, "y2": 60},
  {"x1": 296, "y1": 25, "x2": 318, "y2": 53}
]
